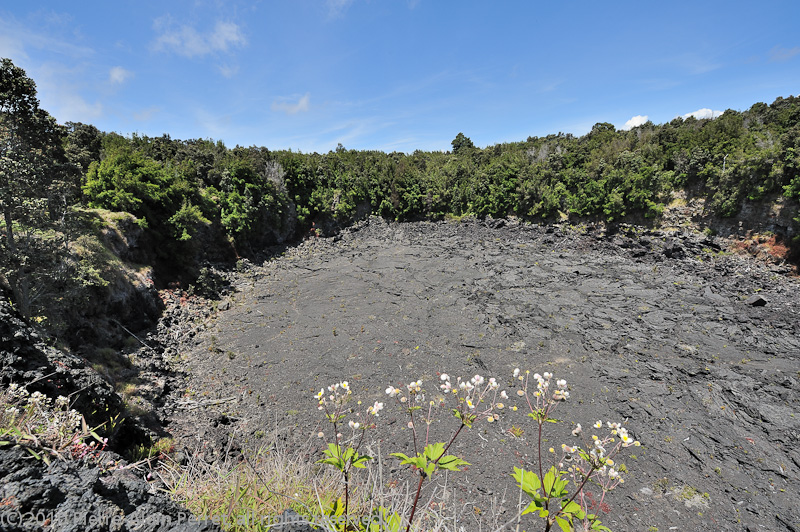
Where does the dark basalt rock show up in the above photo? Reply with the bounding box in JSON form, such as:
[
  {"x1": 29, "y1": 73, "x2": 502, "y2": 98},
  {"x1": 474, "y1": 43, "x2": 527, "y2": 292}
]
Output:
[
  {"x1": 0, "y1": 446, "x2": 220, "y2": 531},
  {"x1": 745, "y1": 294, "x2": 768, "y2": 306}
]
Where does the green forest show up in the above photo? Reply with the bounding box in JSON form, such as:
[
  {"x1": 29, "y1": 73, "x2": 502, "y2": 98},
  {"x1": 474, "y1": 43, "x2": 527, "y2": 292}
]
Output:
[{"x1": 2, "y1": 57, "x2": 799, "y2": 338}]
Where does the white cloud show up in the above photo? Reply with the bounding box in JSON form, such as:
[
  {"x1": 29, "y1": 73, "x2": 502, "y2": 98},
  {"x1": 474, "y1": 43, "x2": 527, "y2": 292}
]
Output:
[
  {"x1": 152, "y1": 17, "x2": 246, "y2": 58},
  {"x1": 0, "y1": 32, "x2": 28, "y2": 61},
  {"x1": 682, "y1": 108, "x2": 723, "y2": 120},
  {"x1": 0, "y1": 14, "x2": 94, "y2": 63},
  {"x1": 769, "y1": 45, "x2": 800, "y2": 62},
  {"x1": 218, "y1": 63, "x2": 239, "y2": 78},
  {"x1": 326, "y1": 0, "x2": 354, "y2": 17},
  {"x1": 108, "y1": 66, "x2": 132, "y2": 84},
  {"x1": 51, "y1": 92, "x2": 103, "y2": 122},
  {"x1": 622, "y1": 115, "x2": 649, "y2": 131},
  {"x1": 133, "y1": 106, "x2": 160, "y2": 121},
  {"x1": 271, "y1": 93, "x2": 311, "y2": 115}
]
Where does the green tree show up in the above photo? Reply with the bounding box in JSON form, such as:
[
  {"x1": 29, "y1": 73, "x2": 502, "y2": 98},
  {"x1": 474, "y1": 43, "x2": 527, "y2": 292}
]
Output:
[
  {"x1": 0, "y1": 58, "x2": 79, "y2": 319},
  {"x1": 1, "y1": 58, "x2": 69, "y2": 253},
  {"x1": 451, "y1": 132, "x2": 475, "y2": 156},
  {"x1": 64, "y1": 122, "x2": 102, "y2": 176}
]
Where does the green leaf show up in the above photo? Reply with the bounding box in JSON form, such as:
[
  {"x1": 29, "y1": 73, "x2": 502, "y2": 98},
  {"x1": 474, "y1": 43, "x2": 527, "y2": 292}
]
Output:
[
  {"x1": 543, "y1": 466, "x2": 569, "y2": 497},
  {"x1": 423, "y1": 442, "x2": 445, "y2": 462},
  {"x1": 590, "y1": 518, "x2": 611, "y2": 531},
  {"x1": 543, "y1": 467, "x2": 556, "y2": 495},
  {"x1": 438, "y1": 454, "x2": 469, "y2": 471},
  {"x1": 561, "y1": 500, "x2": 585, "y2": 520},
  {"x1": 26, "y1": 447, "x2": 41, "y2": 460},
  {"x1": 555, "y1": 516, "x2": 572, "y2": 532},
  {"x1": 520, "y1": 500, "x2": 541, "y2": 516},
  {"x1": 326, "y1": 497, "x2": 345, "y2": 517},
  {"x1": 352, "y1": 454, "x2": 372, "y2": 468},
  {"x1": 512, "y1": 467, "x2": 542, "y2": 497},
  {"x1": 369, "y1": 507, "x2": 403, "y2": 532}
]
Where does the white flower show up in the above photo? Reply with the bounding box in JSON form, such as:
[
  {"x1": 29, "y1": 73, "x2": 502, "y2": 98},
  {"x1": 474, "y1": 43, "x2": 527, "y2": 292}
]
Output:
[
  {"x1": 594, "y1": 420, "x2": 602, "y2": 429},
  {"x1": 471, "y1": 375, "x2": 485, "y2": 386},
  {"x1": 572, "y1": 423, "x2": 582, "y2": 436},
  {"x1": 348, "y1": 420, "x2": 360, "y2": 430},
  {"x1": 543, "y1": 372, "x2": 553, "y2": 380},
  {"x1": 553, "y1": 389, "x2": 569, "y2": 401},
  {"x1": 315, "y1": 388, "x2": 325, "y2": 400},
  {"x1": 513, "y1": 368, "x2": 520, "y2": 378},
  {"x1": 500, "y1": 390, "x2": 508, "y2": 399},
  {"x1": 556, "y1": 379, "x2": 567, "y2": 388},
  {"x1": 440, "y1": 374, "x2": 449, "y2": 381},
  {"x1": 368, "y1": 401, "x2": 384, "y2": 415},
  {"x1": 386, "y1": 386, "x2": 401, "y2": 398},
  {"x1": 488, "y1": 377, "x2": 498, "y2": 389}
]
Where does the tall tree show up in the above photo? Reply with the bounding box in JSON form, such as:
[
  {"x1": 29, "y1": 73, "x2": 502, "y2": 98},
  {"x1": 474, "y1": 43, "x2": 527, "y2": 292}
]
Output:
[
  {"x1": 0, "y1": 58, "x2": 68, "y2": 252},
  {"x1": 0, "y1": 58, "x2": 72, "y2": 318}
]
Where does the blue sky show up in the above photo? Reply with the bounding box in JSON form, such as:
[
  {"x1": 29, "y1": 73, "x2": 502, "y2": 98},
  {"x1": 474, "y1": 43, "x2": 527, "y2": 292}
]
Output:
[{"x1": 2, "y1": 1, "x2": 799, "y2": 153}]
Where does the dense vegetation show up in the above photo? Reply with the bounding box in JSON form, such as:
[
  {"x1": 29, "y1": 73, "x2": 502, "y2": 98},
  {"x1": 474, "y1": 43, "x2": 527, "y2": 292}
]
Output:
[{"x1": 1, "y1": 57, "x2": 799, "y2": 337}]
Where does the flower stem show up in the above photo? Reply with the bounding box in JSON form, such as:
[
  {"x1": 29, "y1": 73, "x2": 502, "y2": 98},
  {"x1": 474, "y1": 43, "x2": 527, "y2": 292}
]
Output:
[{"x1": 404, "y1": 473, "x2": 426, "y2": 532}]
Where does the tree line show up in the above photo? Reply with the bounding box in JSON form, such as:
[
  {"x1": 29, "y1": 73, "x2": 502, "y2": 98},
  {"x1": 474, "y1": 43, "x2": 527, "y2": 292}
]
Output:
[{"x1": 2, "y1": 57, "x2": 799, "y2": 332}]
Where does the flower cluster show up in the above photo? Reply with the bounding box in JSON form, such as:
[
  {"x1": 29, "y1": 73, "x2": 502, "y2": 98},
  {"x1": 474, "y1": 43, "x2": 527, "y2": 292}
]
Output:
[
  {"x1": 514, "y1": 369, "x2": 569, "y2": 401},
  {"x1": 551, "y1": 418, "x2": 642, "y2": 500},
  {"x1": 1, "y1": 384, "x2": 104, "y2": 463},
  {"x1": 316, "y1": 381, "x2": 352, "y2": 410},
  {"x1": 315, "y1": 381, "x2": 381, "y2": 441},
  {"x1": 385, "y1": 374, "x2": 506, "y2": 433}
]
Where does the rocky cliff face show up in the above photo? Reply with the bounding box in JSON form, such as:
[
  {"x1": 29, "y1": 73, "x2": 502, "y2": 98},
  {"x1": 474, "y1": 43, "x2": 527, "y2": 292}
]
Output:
[{"x1": 0, "y1": 290, "x2": 221, "y2": 531}]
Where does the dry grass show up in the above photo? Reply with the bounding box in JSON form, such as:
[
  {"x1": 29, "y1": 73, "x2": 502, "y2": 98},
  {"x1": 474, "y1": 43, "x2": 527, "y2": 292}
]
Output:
[{"x1": 159, "y1": 436, "x2": 518, "y2": 532}]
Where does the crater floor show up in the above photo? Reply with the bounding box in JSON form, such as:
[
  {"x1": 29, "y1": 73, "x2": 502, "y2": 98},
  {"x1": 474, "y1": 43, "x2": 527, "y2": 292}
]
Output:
[{"x1": 167, "y1": 218, "x2": 800, "y2": 531}]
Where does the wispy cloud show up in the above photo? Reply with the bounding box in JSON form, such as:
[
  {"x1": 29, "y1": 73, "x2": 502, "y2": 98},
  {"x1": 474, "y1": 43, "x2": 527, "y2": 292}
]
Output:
[
  {"x1": 152, "y1": 17, "x2": 246, "y2": 58},
  {"x1": 326, "y1": 0, "x2": 354, "y2": 18},
  {"x1": 218, "y1": 63, "x2": 239, "y2": 78},
  {"x1": 108, "y1": 66, "x2": 132, "y2": 84},
  {"x1": 672, "y1": 52, "x2": 721, "y2": 75},
  {"x1": 769, "y1": 45, "x2": 800, "y2": 63},
  {"x1": 194, "y1": 107, "x2": 233, "y2": 138},
  {"x1": 621, "y1": 115, "x2": 649, "y2": 130},
  {"x1": 133, "y1": 106, "x2": 160, "y2": 121},
  {"x1": 0, "y1": 13, "x2": 94, "y2": 61},
  {"x1": 682, "y1": 108, "x2": 723, "y2": 120},
  {"x1": 0, "y1": 30, "x2": 28, "y2": 60},
  {"x1": 49, "y1": 90, "x2": 103, "y2": 122},
  {"x1": 271, "y1": 93, "x2": 310, "y2": 115}
]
